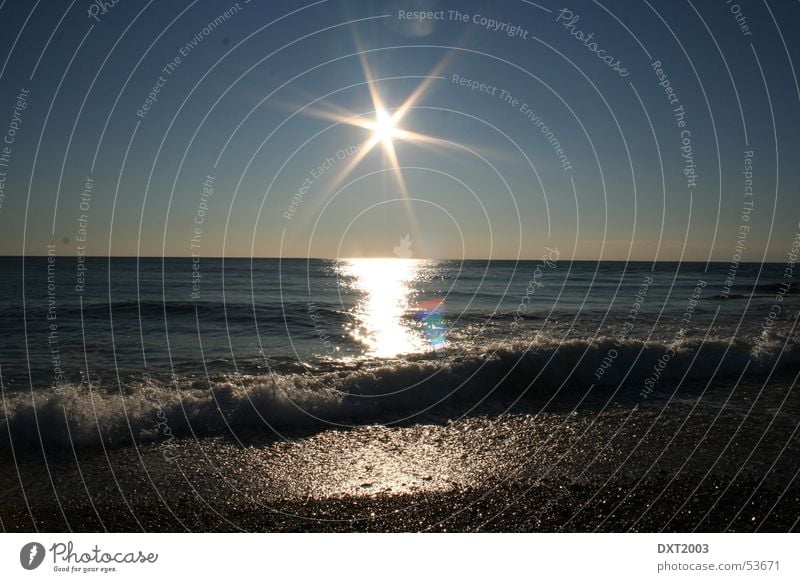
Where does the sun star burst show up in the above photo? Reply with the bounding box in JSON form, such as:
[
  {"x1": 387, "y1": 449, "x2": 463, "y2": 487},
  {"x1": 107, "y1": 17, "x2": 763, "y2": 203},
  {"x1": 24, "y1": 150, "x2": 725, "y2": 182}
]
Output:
[{"x1": 373, "y1": 108, "x2": 400, "y2": 145}]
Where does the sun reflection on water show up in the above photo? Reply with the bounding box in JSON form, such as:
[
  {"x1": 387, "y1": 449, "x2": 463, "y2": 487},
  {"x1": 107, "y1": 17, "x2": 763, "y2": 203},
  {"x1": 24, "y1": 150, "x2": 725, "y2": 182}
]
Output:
[{"x1": 338, "y1": 258, "x2": 429, "y2": 358}]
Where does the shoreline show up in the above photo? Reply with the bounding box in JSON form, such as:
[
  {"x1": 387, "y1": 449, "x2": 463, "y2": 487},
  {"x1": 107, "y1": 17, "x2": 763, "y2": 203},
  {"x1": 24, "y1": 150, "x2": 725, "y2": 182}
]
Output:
[{"x1": 2, "y1": 394, "x2": 798, "y2": 532}]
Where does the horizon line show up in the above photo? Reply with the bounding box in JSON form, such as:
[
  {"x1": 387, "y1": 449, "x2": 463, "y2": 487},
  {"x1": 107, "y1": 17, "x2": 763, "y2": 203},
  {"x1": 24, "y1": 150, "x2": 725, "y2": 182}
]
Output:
[{"x1": 0, "y1": 254, "x2": 787, "y2": 265}]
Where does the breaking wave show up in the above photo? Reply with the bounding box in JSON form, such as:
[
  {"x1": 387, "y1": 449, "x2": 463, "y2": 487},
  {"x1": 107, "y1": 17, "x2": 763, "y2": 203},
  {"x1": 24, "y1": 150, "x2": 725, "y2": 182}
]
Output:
[{"x1": 1, "y1": 335, "x2": 797, "y2": 450}]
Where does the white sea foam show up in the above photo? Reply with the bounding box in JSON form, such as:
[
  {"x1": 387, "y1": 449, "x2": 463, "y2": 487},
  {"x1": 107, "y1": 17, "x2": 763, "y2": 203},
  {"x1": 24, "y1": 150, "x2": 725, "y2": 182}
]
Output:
[{"x1": 1, "y1": 337, "x2": 796, "y2": 450}]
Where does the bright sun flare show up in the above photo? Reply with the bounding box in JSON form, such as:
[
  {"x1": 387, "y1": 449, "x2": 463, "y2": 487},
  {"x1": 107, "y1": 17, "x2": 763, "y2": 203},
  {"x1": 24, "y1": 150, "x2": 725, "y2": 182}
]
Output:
[
  {"x1": 373, "y1": 108, "x2": 399, "y2": 144},
  {"x1": 290, "y1": 55, "x2": 453, "y2": 218}
]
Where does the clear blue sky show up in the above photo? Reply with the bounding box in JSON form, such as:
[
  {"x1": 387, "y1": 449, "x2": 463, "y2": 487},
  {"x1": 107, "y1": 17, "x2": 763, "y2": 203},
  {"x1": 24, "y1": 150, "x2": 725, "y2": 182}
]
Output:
[{"x1": 0, "y1": 0, "x2": 797, "y2": 261}]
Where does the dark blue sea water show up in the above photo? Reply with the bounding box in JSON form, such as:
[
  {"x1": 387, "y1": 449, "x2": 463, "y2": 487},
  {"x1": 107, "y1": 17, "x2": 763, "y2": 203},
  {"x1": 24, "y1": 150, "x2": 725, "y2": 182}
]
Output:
[{"x1": 0, "y1": 256, "x2": 798, "y2": 449}]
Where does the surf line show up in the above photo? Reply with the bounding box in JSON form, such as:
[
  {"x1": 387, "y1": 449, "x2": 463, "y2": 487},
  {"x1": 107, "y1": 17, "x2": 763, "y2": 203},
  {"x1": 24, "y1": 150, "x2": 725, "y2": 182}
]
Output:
[
  {"x1": 594, "y1": 273, "x2": 653, "y2": 381},
  {"x1": 639, "y1": 280, "x2": 707, "y2": 399}
]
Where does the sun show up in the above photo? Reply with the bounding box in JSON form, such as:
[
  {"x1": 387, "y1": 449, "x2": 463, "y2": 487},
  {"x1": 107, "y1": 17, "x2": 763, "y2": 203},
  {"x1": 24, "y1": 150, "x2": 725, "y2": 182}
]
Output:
[
  {"x1": 373, "y1": 108, "x2": 400, "y2": 145},
  {"x1": 286, "y1": 54, "x2": 455, "y2": 215}
]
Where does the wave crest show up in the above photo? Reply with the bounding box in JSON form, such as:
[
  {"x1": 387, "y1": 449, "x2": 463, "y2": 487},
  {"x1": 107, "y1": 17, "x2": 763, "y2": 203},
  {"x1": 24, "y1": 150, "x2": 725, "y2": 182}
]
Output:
[{"x1": 1, "y1": 335, "x2": 796, "y2": 450}]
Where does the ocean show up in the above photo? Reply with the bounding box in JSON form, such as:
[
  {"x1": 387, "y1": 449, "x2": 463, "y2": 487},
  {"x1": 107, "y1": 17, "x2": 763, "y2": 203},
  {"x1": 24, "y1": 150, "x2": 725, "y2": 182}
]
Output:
[{"x1": 1, "y1": 256, "x2": 799, "y2": 531}]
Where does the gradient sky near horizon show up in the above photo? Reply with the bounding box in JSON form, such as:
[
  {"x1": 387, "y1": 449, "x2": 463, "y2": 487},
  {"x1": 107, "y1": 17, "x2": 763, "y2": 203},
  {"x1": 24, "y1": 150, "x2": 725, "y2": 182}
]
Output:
[{"x1": 0, "y1": 0, "x2": 798, "y2": 261}]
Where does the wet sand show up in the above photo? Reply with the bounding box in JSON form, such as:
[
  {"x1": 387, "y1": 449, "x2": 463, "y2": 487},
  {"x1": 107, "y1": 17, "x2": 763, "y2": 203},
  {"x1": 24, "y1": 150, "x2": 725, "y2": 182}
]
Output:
[{"x1": 2, "y1": 389, "x2": 799, "y2": 532}]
